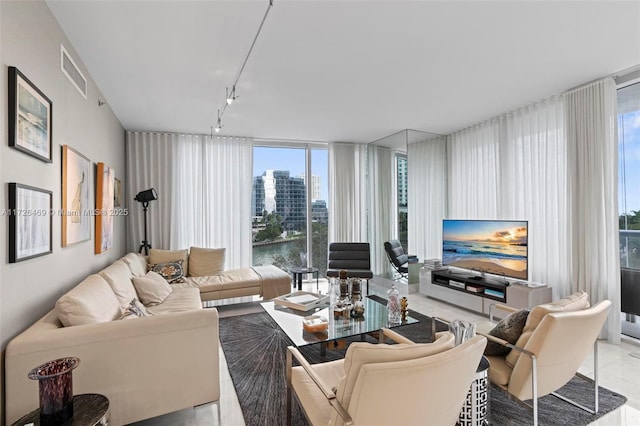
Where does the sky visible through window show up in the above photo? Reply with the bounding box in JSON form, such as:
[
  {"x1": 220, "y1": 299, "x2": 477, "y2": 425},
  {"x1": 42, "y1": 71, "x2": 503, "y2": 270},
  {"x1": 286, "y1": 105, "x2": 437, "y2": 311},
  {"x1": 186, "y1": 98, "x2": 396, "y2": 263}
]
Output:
[
  {"x1": 619, "y1": 109, "x2": 640, "y2": 221},
  {"x1": 253, "y1": 146, "x2": 329, "y2": 202}
]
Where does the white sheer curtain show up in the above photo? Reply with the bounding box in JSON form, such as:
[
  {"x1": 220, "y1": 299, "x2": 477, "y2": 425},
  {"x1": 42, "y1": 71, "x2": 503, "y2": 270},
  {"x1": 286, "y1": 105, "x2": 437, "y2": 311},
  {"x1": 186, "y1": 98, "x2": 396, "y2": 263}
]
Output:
[
  {"x1": 328, "y1": 142, "x2": 368, "y2": 243},
  {"x1": 126, "y1": 132, "x2": 177, "y2": 252},
  {"x1": 501, "y1": 98, "x2": 569, "y2": 294},
  {"x1": 407, "y1": 135, "x2": 448, "y2": 261},
  {"x1": 367, "y1": 145, "x2": 394, "y2": 275},
  {"x1": 126, "y1": 132, "x2": 253, "y2": 269},
  {"x1": 447, "y1": 96, "x2": 571, "y2": 299},
  {"x1": 201, "y1": 136, "x2": 253, "y2": 268},
  {"x1": 566, "y1": 78, "x2": 620, "y2": 342},
  {"x1": 448, "y1": 120, "x2": 502, "y2": 217}
]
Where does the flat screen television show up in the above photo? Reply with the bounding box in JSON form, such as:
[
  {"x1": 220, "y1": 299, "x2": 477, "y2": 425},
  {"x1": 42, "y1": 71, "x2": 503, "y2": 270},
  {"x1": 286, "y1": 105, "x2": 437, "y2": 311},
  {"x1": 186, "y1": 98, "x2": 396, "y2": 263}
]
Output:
[{"x1": 442, "y1": 219, "x2": 528, "y2": 280}]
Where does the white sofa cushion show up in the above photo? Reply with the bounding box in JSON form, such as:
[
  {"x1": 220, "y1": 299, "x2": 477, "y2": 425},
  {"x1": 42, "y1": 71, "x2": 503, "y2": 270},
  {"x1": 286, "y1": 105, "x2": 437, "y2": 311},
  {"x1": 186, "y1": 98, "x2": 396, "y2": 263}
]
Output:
[
  {"x1": 55, "y1": 274, "x2": 122, "y2": 327},
  {"x1": 188, "y1": 247, "x2": 225, "y2": 277},
  {"x1": 121, "y1": 253, "x2": 148, "y2": 277},
  {"x1": 99, "y1": 259, "x2": 137, "y2": 309},
  {"x1": 148, "y1": 287, "x2": 203, "y2": 315},
  {"x1": 149, "y1": 248, "x2": 189, "y2": 276},
  {"x1": 132, "y1": 271, "x2": 173, "y2": 306}
]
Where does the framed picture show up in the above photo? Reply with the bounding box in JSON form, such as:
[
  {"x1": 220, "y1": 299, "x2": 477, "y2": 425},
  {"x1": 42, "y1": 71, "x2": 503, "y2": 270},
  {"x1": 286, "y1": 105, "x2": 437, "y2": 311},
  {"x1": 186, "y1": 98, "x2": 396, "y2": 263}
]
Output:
[
  {"x1": 8, "y1": 183, "x2": 53, "y2": 263},
  {"x1": 62, "y1": 145, "x2": 91, "y2": 246},
  {"x1": 8, "y1": 66, "x2": 53, "y2": 163},
  {"x1": 95, "y1": 162, "x2": 115, "y2": 254},
  {"x1": 114, "y1": 177, "x2": 123, "y2": 208}
]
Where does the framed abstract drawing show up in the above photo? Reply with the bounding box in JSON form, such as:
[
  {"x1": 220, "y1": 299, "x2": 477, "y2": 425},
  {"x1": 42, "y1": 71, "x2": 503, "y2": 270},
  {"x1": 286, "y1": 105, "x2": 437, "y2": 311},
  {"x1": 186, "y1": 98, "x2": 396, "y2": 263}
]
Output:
[
  {"x1": 8, "y1": 183, "x2": 53, "y2": 263},
  {"x1": 95, "y1": 162, "x2": 115, "y2": 254},
  {"x1": 62, "y1": 145, "x2": 91, "y2": 246},
  {"x1": 8, "y1": 66, "x2": 53, "y2": 163}
]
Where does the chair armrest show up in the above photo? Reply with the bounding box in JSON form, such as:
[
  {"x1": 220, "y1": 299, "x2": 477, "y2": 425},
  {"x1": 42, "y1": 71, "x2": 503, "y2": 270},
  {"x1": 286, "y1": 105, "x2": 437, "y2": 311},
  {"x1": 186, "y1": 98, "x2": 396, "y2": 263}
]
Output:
[
  {"x1": 489, "y1": 303, "x2": 518, "y2": 322},
  {"x1": 381, "y1": 328, "x2": 415, "y2": 344},
  {"x1": 286, "y1": 346, "x2": 336, "y2": 399},
  {"x1": 286, "y1": 346, "x2": 354, "y2": 425},
  {"x1": 430, "y1": 316, "x2": 451, "y2": 338},
  {"x1": 329, "y1": 399, "x2": 354, "y2": 426},
  {"x1": 475, "y1": 331, "x2": 537, "y2": 359}
]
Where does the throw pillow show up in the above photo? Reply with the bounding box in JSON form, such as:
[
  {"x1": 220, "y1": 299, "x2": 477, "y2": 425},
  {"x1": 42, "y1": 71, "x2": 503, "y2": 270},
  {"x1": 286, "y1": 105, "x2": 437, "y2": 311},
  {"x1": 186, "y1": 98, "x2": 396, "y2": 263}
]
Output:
[
  {"x1": 121, "y1": 298, "x2": 154, "y2": 319},
  {"x1": 132, "y1": 271, "x2": 173, "y2": 305},
  {"x1": 55, "y1": 274, "x2": 123, "y2": 327},
  {"x1": 484, "y1": 309, "x2": 530, "y2": 356},
  {"x1": 149, "y1": 248, "x2": 189, "y2": 276},
  {"x1": 149, "y1": 261, "x2": 186, "y2": 284},
  {"x1": 188, "y1": 247, "x2": 225, "y2": 277}
]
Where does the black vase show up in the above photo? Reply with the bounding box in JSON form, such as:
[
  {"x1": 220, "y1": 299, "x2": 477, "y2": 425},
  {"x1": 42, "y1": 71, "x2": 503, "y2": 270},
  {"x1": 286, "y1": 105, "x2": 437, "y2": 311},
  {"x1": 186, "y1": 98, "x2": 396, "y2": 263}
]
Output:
[{"x1": 28, "y1": 357, "x2": 80, "y2": 425}]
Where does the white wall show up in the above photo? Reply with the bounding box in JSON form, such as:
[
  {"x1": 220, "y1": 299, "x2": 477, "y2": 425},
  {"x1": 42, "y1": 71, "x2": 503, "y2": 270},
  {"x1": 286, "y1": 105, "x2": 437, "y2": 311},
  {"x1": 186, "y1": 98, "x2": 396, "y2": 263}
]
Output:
[{"x1": 0, "y1": 1, "x2": 126, "y2": 419}]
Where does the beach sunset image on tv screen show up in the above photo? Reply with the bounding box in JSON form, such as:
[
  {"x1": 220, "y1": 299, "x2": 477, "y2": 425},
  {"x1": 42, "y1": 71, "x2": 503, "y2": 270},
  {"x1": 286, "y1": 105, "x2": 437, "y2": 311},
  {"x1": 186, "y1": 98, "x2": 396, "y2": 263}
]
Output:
[{"x1": 442, "y1": 220, "x2": 528, "y2": 280}]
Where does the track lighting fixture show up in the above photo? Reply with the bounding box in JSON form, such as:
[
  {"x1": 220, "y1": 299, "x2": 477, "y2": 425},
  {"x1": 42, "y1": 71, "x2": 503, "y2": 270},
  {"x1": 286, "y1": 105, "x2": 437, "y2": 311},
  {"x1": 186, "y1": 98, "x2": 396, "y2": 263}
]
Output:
[
  {"x1": 211, "y1": 0, "x2": 273, "y2": 134},
  {"x1": 215, "y1": 110, "x2": 222, "y2": 133},
  {"x1": 226, "y1": 86, "x2": 237, "y2": 105}
]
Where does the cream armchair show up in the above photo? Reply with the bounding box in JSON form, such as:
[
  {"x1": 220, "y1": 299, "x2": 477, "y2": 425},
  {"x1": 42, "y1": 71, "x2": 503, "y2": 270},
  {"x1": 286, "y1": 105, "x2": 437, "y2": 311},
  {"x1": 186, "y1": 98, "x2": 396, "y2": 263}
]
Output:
[
  {"x1": 477, "y1": 298, "x2": 612, "y2": 426},
  {"x1": 286, "y1": 329, "x2": 487, "y2": 426}
]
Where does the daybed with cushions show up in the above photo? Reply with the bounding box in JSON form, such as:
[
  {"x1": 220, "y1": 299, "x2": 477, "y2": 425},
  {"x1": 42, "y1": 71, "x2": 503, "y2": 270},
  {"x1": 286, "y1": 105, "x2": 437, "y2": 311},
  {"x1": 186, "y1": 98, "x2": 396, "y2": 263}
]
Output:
[{"x1": 144, "y1": 247, "x2": 291, "y2": 301}]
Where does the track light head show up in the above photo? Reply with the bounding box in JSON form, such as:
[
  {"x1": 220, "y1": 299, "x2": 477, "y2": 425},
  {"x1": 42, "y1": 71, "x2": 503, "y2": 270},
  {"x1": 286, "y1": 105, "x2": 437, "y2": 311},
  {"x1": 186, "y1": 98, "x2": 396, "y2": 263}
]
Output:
[
  {"x1": 226, "y1": 86, "x2": 237, "y2": 105},
  {"x1": 215, "y1": 110, "x2": 223, "y2": 133}
]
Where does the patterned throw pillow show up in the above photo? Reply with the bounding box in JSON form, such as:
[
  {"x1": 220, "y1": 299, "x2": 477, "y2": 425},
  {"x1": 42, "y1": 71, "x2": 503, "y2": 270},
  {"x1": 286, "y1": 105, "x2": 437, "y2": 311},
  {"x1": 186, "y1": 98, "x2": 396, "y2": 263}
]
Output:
[
  {"x1": 149, "y1": 260, "x2": 186, "y2": 283},
  {"x1": 120, "y1": 299, "x2": 154, "y2": 319},
  {"x1": 484, "y1": 309, "x2": 530, "y2": 356}
]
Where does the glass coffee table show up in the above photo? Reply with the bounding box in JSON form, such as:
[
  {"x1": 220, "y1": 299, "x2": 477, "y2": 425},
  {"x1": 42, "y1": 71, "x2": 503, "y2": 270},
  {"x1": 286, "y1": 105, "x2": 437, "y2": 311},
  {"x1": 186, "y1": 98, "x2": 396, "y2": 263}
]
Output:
[{"x1": 261, "y1": 296, "x2": 418, "y2": 353}]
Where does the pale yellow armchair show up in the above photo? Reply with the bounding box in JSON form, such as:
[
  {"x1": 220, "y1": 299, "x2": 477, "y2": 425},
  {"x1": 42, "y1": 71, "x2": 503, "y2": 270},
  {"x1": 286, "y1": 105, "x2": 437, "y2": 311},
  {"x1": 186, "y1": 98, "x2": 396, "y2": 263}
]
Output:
[
  {"x1": 477, "y1": 297, "x2": 612, "y2": 426},
  {"x1": 286, "y1": 329, "x2": 487, "y2": 426}
]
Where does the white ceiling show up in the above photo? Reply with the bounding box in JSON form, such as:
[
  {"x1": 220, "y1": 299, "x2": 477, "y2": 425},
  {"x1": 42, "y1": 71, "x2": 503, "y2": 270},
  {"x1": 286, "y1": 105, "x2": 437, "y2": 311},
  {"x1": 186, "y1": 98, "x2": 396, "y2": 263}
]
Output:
[{"x1": 46, "y1": 0, "x2": 640, "y2": 143}]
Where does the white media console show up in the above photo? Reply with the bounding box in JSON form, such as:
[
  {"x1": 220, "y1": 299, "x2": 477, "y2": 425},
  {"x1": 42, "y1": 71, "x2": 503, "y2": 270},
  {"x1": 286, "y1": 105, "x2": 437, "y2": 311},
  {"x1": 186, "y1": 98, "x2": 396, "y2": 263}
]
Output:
[{"x1": 419, "y1": 268, "x2": 552, "y2": 317}]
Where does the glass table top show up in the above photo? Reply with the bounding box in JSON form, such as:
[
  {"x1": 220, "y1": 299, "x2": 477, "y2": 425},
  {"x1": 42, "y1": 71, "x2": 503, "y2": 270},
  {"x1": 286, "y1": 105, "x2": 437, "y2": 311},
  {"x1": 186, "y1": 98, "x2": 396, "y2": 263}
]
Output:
[{"x1": 260, "y1": 296, "x2": 418, "y2": 347}]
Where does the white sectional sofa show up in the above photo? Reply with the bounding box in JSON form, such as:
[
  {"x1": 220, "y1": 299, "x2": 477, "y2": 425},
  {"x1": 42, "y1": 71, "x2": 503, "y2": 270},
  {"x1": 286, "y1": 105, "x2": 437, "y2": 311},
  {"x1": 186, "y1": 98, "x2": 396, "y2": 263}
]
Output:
[
  {"x1": 4, "y1": 250, "x2": 291, "y2": 426},
  {"x1": 145, "y1": 247, "x2": 291, "y2": 302}
]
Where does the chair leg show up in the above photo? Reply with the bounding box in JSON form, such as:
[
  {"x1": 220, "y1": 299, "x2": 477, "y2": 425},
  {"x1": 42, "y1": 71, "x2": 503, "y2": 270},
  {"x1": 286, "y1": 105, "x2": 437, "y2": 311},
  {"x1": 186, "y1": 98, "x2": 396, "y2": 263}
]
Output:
[
  {"x1": 286, "y1": 350, "x2": 293, "y2": 426},
  {"x1": 532, "y1": 356, "x2": 538, "y2": 426},
  {"x1": 550, "y1": 340, "x2": 600, "y2": 415}
]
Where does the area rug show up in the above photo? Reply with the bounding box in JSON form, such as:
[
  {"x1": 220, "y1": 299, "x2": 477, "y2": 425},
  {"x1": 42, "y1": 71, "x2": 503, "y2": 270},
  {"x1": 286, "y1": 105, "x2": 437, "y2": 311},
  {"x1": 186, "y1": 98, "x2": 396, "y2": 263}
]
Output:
[{"x1": 218, "y1": 309, "x2": 626, "y2": 426}]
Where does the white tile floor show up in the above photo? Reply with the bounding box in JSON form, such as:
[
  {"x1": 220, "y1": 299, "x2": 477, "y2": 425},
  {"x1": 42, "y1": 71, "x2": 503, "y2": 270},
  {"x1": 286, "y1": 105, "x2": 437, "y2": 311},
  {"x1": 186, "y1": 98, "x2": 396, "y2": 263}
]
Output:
[{"x1": 132, "y1": 277, "x2": 640, "y2": 425}]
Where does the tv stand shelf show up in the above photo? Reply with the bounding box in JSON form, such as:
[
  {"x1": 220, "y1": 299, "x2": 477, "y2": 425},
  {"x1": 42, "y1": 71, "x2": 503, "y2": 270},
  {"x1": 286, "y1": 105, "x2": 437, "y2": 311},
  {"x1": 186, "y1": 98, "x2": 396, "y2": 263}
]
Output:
[
  {"x1": 421, "y1": 269, "x2": 552, "y2": 317},
  {"x1": 431, "y1": 270, "x2": 508, "y2": 302}
]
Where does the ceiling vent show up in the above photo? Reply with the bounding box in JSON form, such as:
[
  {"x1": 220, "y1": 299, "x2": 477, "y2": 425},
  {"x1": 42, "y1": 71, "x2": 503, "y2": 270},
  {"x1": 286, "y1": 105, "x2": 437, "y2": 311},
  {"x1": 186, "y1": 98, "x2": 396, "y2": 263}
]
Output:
[{"x1": 60, "y1": 45, "x2": 87, "y2": 99}]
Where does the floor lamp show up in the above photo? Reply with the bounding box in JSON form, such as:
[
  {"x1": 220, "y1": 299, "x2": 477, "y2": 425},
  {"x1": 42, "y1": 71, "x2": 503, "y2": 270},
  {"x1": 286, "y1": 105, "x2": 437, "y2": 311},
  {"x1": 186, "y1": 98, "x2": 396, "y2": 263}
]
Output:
[{"x1": 135, "y1": 188, "x2": 157, "y2": 255}]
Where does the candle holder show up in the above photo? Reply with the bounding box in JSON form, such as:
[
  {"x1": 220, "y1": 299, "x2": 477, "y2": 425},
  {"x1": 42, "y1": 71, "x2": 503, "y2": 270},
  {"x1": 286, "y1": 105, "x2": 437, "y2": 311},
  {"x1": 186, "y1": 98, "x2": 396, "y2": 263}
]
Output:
[{"x1": 28, "y1": 357, "x2": 80, "y2": 425}]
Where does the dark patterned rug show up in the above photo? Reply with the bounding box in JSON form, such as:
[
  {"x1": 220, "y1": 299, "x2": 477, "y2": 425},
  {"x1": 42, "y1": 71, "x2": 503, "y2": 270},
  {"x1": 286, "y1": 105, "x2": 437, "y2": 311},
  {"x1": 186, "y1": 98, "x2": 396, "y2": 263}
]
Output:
[{"x1": 218, "y1": 305, "x2": 626, "y2": 426}]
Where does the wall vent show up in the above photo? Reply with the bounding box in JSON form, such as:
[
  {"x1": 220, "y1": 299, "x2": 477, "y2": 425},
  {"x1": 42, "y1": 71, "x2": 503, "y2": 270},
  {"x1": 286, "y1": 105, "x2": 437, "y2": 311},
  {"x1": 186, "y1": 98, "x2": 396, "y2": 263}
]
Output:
[{"x1": 60, "y1": 45, "x2": 87, "y2": 99}]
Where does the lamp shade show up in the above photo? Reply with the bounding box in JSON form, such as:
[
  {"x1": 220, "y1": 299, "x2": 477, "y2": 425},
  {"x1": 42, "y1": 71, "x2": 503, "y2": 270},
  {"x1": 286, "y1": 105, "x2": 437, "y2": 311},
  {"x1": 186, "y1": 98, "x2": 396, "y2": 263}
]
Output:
[{"x1": 134, "y1": 188, "x2": 157, "y2": 203}]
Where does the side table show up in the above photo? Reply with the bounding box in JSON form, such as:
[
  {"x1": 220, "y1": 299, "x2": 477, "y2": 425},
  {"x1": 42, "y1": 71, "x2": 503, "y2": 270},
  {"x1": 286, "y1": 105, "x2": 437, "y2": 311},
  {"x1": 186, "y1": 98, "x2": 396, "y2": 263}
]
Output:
[
  {"x1": 290, "y1": 267, "x2": 319, "y2": 292},
  {"x1": 12, "y1": 393, "x2": 110, "y2": 426},
  {"x1": 458, "y1": 356, "x2": 490, "y2": 426}
]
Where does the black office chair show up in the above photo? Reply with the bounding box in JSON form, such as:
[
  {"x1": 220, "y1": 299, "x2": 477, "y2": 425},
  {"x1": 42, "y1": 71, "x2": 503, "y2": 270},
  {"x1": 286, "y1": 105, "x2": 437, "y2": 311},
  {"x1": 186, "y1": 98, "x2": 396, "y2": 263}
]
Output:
[
  {"x1": 384, "y1": 240, "x2": 409, "y2": 280},
  {"x1": 326, "y1": 242, "x2": 373, "y2": 294}
]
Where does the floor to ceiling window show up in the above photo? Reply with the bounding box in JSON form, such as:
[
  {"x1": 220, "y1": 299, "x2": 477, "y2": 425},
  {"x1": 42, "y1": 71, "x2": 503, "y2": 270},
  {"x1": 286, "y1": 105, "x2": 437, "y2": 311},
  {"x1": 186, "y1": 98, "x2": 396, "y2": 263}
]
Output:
[
  {"x1": 252, "y1": 145, "x2": 329, "y2": 276},
  {"x1": 397, "y1": 154, "x2": 408, "y2": 250},
  {"x1": 617, "y1": 80, "x2": 640, "y2": 339}
]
